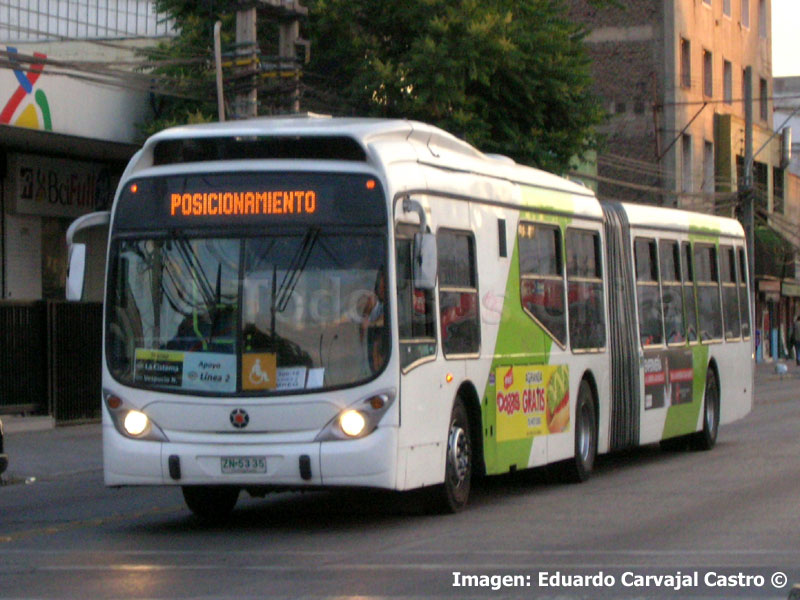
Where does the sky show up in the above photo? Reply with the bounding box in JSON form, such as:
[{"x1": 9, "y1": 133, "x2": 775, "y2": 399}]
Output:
[{"x1": 772, "y1": 0, "x2": 800, "y2": 76}]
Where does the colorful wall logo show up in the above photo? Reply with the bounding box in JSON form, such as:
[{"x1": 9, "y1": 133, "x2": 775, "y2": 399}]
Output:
[{"x1": 1, "y1": 46, "x2": 52, "y2": 130}]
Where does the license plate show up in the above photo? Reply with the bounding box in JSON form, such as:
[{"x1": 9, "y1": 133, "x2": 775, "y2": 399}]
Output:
[{"x1": 221, "y1": 456, "x2": 266, "y2": 474}]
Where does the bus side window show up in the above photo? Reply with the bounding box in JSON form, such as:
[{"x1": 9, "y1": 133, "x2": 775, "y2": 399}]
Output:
[
  {"x1": 694, "y1": 244, "x2": 723, "y2": 342},
  {"x1": 659, "y1": 240, "x2": 686, "y2": 345},
  {"x1": 720, "y1": 245, "x2": 741, "y2": 340},
  {"x1": 395, "y1": 230, "x2": 436, "y2": 369},
  {"x1": 518, "y1": 222, "x2": 566, "y2": 346},
  {"x1": 635, "y1": 238, "x2": 664, "y2": 347},
  {"x1": 566, "y1": 228, "x2": 605, "y2": 351},
  {"x1": 681, "y1": 242, "x2": 698, "y2": 342},
  {"x1": 437, "y1": 230, "x2": 480, "y2": 356},
  {"x1": 737, "y1": 247, "x2": 751, "y2": 338}
]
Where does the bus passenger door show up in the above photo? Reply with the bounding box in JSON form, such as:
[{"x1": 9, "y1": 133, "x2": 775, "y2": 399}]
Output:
[{"x1": 394, "y1": 225, "x2": 447, "y2": 489}]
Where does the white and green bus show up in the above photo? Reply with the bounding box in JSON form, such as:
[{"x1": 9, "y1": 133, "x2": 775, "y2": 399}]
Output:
[{"x1": 67, "y1": 117, "x2": 753, "y2": 518}]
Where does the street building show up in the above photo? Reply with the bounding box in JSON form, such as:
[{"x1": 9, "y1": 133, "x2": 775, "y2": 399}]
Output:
[
  {"x1": 567, "y1": 0, "x2": 800, "y2": 362},
  {"x1": 0, "y1": 1, "x2": 170, "y2": 419}
]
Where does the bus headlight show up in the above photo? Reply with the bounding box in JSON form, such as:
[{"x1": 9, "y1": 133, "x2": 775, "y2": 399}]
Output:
[
  {"x1": 123, "y1": 410, "x2": 150, "y2": 437},
  {"x1": 104, "y1": 391, "x2": 167, "y2": 442},
  {"x1": 339, "y1": 410, "x2": 367, "y2": 437},
  {"x1": 316, "y1": 390, "x2": 396, "y2": 441}
]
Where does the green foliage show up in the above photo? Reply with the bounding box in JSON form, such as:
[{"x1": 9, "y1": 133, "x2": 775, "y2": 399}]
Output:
[
  {"x1": 305, "y1": 0, "x2": 605, "y2": 172},
  {"x1": 139, "y1": 0, "x2": 606, "y2": 172}
]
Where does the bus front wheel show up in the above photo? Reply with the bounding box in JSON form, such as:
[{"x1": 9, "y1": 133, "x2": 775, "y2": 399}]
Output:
[
  {"x1": 182, "y1": 485, "x2": 239, "y2": 521},
  {"x1": 427, "y1": 399, "x2": 472, "y2": 513}
]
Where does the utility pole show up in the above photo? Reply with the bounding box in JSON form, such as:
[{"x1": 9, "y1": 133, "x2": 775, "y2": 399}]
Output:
[
  {"x1": 740, "y1": 65, "x2": 757, "y2": 359},
  {"x1": 214, "y1": 21, "x2": 225, "y2": 121},
  {"x1": 279, "y1": 15, "x2": 301, "y2": 112},
  {"x1": 231, "y1": 1, "x2": 308, "y2": 118},
  {"x1": 742, "y1": 66, "x2": 755, "y2": 298},
  {"x1": 235, "y1": 2, "x2": 258, "y2": 119}
]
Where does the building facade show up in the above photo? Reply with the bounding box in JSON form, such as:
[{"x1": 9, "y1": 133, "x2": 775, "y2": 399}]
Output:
[
  {"x1": 567, "y1": 0, "x2": 781, "y2": 212},
  {"x1": 0, "y1": 1, "x2": 171, "y2": 300},
  {"x1": 568, "y1": 0, "x2": 796, "y2": 361}
]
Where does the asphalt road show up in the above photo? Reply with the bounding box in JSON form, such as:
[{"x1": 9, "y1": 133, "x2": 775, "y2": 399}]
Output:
[{"x1": 2, "y1": 365, "x2": 800, "y2": 600}]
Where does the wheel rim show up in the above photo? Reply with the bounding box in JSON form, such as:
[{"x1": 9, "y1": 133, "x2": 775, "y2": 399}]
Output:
[
  {"x1": 448, "y1": 423, "x2": 470, "y2": 486},
  {"x1": 577, "y1": 401, "x2": 593, "y2": 463},
  {"x1": 706, "y1": 374, "x2": 718, "y2": 434}
]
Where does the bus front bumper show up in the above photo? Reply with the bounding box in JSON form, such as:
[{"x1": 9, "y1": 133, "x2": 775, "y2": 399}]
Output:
[{"x1": 103, "y1": 424, "x2": 398, "y2": 490}]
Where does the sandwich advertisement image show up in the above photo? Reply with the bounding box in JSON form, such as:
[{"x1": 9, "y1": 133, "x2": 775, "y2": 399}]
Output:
[{"x1": 495, "y1": 364, "x2": 570, "y2": 442}]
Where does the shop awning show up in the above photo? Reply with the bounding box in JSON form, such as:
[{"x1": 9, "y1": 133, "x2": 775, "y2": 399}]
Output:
[{"x1": 0, "y1": 124, "x2": 138, "y2": 165}]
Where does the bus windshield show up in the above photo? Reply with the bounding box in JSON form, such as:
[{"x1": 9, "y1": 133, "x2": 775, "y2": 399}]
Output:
[{"x1": 106, "y1": 172, "x2": 389, "y2": 395}]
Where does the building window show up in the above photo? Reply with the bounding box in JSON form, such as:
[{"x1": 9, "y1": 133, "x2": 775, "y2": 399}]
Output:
[
  {"x1": 742, "y1": 0, "x2": 750, "y2": 28},
  {"x1": 703, "y1": 50, "x2": 713, "y2": 97},
  {"x1": 724, "y1": 0, "x2": 731, "y2": 17},
  {"x1": 680, "y1": 38, "x2": 691, "y2": 88},
  {"x1": 703, "y1": 141, "x2": 715, "y2": 194},
  {"x1": 758, "y1": 0, "x2": 767, "y2": 38},
  {"x1": 682, "y1": 135, "x2": 693, "y2": 193},
  {"x1": 760, "y1": 77, "x2": 768, "y2": 120},
  {"x1": 723, "y1": 60, "x2": 733, "y2": 104},
  {"x1": 773, "y1": 167, "x2": 785, "y2": 214}
]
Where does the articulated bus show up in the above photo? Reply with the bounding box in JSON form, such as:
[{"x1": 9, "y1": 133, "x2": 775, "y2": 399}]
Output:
[{"x1": 67, "y1": 117, "x2": 753, "y2": 518}]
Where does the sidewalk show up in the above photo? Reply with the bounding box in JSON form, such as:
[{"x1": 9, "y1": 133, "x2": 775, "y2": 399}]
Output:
[
  {"x1": 1, "y1": 360, "x2": 797, "y2": 485},
  {"x1": 1, "y1": 422, "x2": 102, "y2": 484}
]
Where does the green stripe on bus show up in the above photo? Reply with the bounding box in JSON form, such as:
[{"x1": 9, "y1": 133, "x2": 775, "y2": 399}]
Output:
[{"x1": 662, "y1": 344, "x2": 708, "y2": 438}]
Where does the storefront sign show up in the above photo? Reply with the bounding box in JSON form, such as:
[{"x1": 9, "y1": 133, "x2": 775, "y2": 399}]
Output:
[
  {"x1": 781, "y1": 280, "x2": 800, "y2": 298},
  {"x1": 11, "y1": 153, "x2": 115, "y2": 218}
]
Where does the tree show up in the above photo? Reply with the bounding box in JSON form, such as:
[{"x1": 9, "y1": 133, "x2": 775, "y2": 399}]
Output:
[
  {"x1": 139, "y1": 0, "x2": 289, "y2": 137},
  {"x1": 304, "y1": 0, "x2": 605, "y2": 172},
  {"x1": 139, "y1": 0, "x2": 605, "y2": 173}
]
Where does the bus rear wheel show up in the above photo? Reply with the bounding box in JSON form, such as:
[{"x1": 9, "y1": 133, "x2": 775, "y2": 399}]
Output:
[
  {"x1": 182, "y1": 485, "x2": 239, "y2": 522},
  {"x1": 692, "y1": 368, "x2": 720, "y2": 451},
  {"x1": 561, "y1": 379, "x2": 597, "y2": 483}
]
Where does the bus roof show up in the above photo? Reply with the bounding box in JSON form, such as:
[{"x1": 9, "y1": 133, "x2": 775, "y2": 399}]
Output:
[
  {"x1": 134, "y1": 116, "x2": 594, "y2": 201},
  {"x1": 619, "y1": 201, "x2": 745, "y2": 239}
]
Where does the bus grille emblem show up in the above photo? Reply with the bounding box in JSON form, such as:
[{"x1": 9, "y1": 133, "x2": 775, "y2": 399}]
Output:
[{"x1": 230, "y1": 408, "x2": 249, "y2": 429}]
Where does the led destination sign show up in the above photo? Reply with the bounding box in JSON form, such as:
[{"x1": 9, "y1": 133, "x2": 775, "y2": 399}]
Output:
[
  {"x1": 170, "y1": 190, "x2": 317, "y2": 217},
  {"x1": 112, "y1": 173, "x2": 386, "y2": 231}
]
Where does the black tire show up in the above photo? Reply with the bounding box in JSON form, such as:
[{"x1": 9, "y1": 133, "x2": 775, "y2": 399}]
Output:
[
  {"x1": 659, "y1": 435, "x2": 690, "y2": 452},
  {"x1": 427, "y1": 399, "x2": 472, "y2": 513},
  {"x1": 692, "y1": 367, "x2": 720, "y2": 451},
  {"x1": 182, "y1": 485, "x2": 239, "y2": 522},
  {"x1": 561, "y1": 380, "x2": 597, "y2": 483}
]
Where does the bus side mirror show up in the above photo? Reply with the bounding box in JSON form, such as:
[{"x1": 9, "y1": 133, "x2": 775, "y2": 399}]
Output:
[
  {"x1": 413, "y1": 232, "x2": 437, "y2": 290},
  {"x1": 66, "y1": 244, "x2": 87, "y2": 301}
]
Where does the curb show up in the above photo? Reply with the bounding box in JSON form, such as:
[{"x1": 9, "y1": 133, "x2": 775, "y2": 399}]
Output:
[{"x1": 2, "y1": 416, "x2": 56, "y2": 434}]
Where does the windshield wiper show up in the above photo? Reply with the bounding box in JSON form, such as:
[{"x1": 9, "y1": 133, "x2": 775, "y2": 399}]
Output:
[{"x1": 275, "y1": 227, "x2": 319, "y2": 313}]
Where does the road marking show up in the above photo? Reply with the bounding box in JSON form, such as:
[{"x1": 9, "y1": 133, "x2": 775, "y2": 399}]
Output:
[{"x1": 0, "y1": 504, "x2": 184, "y2": 544}]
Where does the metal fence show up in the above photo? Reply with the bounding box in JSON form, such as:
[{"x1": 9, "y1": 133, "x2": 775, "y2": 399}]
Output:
[
  {"x1": 0, "y1": 300, "x2": 102, "y2": 423},
  {"x1": 0, "y1": 301, "x2": 47, "y2": 415}
]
